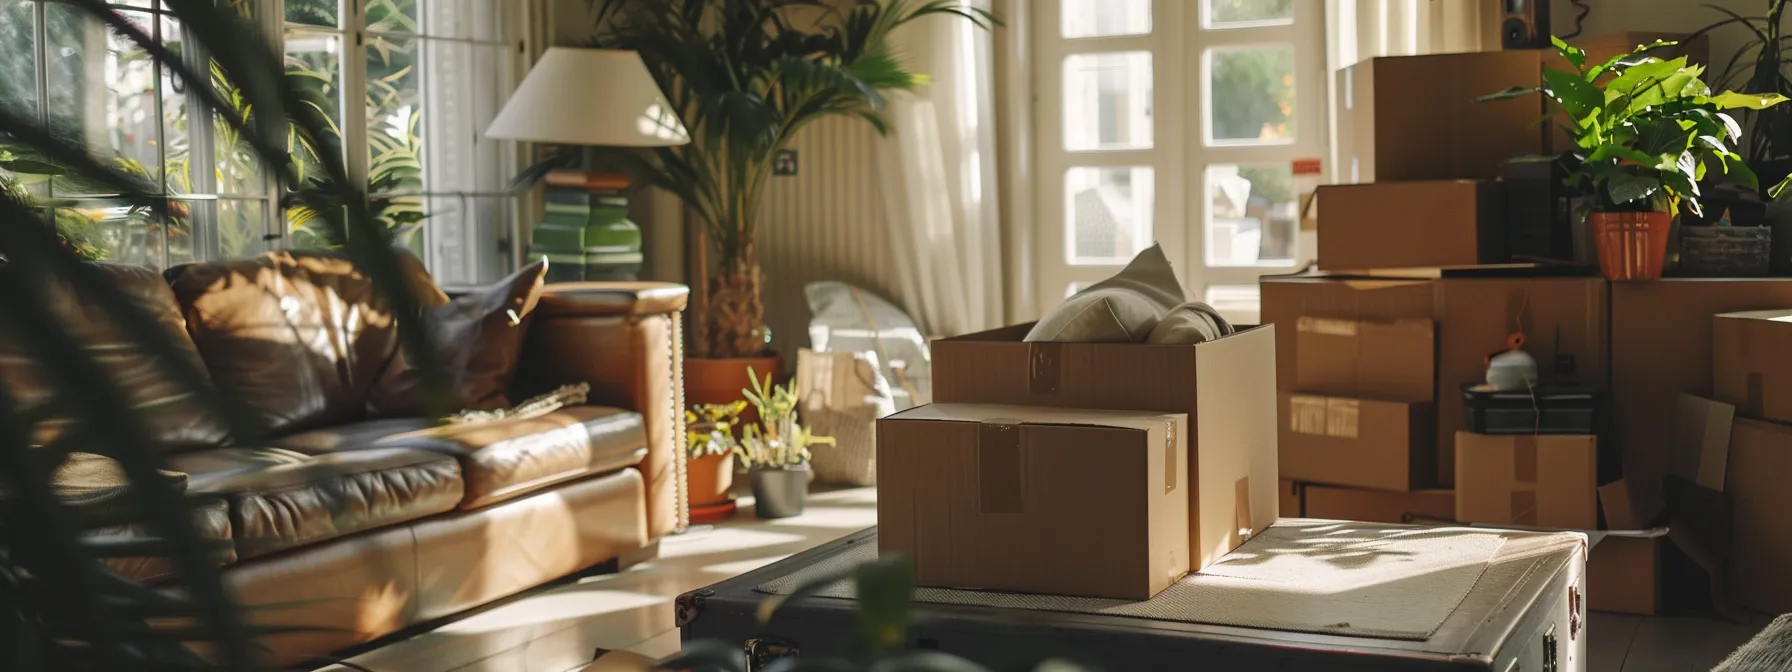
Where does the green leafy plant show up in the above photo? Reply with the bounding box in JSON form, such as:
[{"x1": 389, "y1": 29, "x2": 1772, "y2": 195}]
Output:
[
  {"x1": 0, "y1": 0, "x2": 445, "y2": 668},
  {"x1": 569, "y1": 0, "x2": 999, "y2": 359},
  {"x1": 686, "y1": 400, "x2": 748, "y2": 459},
  {"x1": 1689, "y1": 1, "x2": 1792, "y2": 175},
  {"x1": 733, "y1": 367, "x2": 833, "y2": 469},
  {"x1": 1481, "y1": 36, "x2": 1792, "y2": 214}
]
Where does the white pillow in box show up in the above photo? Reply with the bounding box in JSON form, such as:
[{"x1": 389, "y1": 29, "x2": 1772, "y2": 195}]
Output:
[
  {"x1": 1146, "y1": 301, "x2": 1235, "y2": 345},
  {"x1": 1025, "y1": 244, "x2": 1186, "y2": 343}
]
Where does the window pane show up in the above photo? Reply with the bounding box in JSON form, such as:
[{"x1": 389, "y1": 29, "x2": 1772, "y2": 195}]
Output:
[
  {"x1": 367, "y1": 36, "x2": 425, "y2": 191},
  {"x1": 286, "y1": 0, "x2": 339, "y2": 28},
  {"x1": 419, "y1": 194, "x2": 511, "y2": 285},
  {"x1": 285, "y1": 31, "x2": 343, "y2": 186},
  {"x1": 1204, "y1": 285, "x2": 1261, "y2": 325},
  {"x1": 1063, "y1": 52, "x2": 1152, "y2": 151},
  {"x1": 1208, "y1": 46, "x2": 1294, "y2": 144},
  {"x1": 1206, "y1": 163, "x2": 1297, "y2": 267},
  {"x1": 1061, "y1": 0, "x2": 1149, "y2": 39},
  {"x1": 365, "y1": 0, "x2": 421, "y2": 34},
  {"x1": 216, "y1": 199, "x2": 266, "y2": 260},
  {"x1": 1066, "y1": 166, "x2": 1153, "y2": 266},
  {"x1": 0, "y1": 0, "x2": 38, "y2": 116},
  {"x1": 47, "y1": 8, "x2": 165, "y2": 192},
  {"x1": 160, "y1": 16, "x2": 195, "y2": 194},
  {"x1": 1205, "y1": 0, "x2": 1294, "y2": 27},
  {"x1": 63, "y1": 200, "x2": 165, "y2": 267}
]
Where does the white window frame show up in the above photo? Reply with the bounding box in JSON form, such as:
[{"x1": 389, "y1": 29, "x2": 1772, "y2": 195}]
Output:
[{"x1": 1032, "y1": 0, "x2": 1327, "y2": 325}]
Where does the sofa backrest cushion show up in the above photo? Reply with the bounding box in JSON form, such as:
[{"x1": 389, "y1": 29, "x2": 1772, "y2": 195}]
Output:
[
  {"x1": 367, "y1": 259, "x2": 548, "y2": 416},
  {"x1": 0, "y1": 263, "x2": 232, "y2": 451},
  {"x1": 165, "y1": 250, "x2": 447, "y2": 435}
]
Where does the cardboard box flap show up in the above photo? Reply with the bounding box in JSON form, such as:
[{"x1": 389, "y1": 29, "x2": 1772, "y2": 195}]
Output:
[
  {"x1": 1295, "y1": 317, "x2": 1435, "y2": 401},
  {"x1": 1598, "y1": 478, "x2": 1663, "y2": 531},
  {"x1": 888, "y1": 403, "x2": 1181, "y2": 433},
  {"x1": 1673, "y1": 394, "x2": 1735, "y2": 492}
]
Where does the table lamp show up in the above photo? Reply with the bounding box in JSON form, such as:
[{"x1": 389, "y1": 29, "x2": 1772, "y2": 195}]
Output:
[{"x1": 486, "y1": 48, "x2": 690, "y2": 281}]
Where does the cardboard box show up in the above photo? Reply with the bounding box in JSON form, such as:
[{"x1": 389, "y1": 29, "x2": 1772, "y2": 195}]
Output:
[
  {"x1": 877, "y1": 404, "x2": 1190, "y2": 600},
  {"x1": 1714, "y1": 310, "x2": 1792, "y2": 423},
  {"x1": 1454, "y1": 432, "x2": 1597, "y2": 530},
  {"x1": 1303, "y1": 484, "x2": 1454, "y2": 524},
  {"x1": 1316, "y1": 181, "x2": 1505, "y2": 271},
  {"x1": 1724, "y1": 416, "x2": 1792, "y2": 614},
  {"x1": 1260, "y1": 276, "x2": 1437, "y2": 394},
  {"x1": 1279, "y1": 478, "x2": 1301, "y2": 518},
  {"x1": 1674, "y1": 394, "x2": 1736, "y2": 493},
  {"x1": 1434, "y1": 277, "x2": 1608, "y2": 485},
  {"x1": 1282, "y1": 394, "x2": 1435, "y2": 491},
  {"x1": 1611, "y1": 279, "x2": 1792, "y2": 508},
  {"x1": 1588, "y1": 535, "x2": 1664, "y2": 615},
  {"x1": 931, "y1": 324, "x2": 1279, "y2": 570},
  {"x1": 1294, "y1": 317, "x2": 1435, "y2": 402},
  {"x1": 1335, "y1": 51, "x2": 1550, "y2": 183}
]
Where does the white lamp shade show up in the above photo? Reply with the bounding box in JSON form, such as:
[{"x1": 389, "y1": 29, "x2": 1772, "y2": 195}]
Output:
[{"x1": 485, "y1": 48, "x2": 690, "y2": 147}]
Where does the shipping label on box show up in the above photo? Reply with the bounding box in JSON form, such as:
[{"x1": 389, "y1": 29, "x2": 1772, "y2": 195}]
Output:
[
  {"x1": 1281, "y1": 394, "x2": 1435, "y2": 492},
  {"x1": 877, "y1": 404, "x2": 1191, "y2": 600},
  {"x1": 931, "y1": 324, "x2": 1279, "y2": 568},
  {"x1": 1295, "y1": 316, "x2": 1435, "y2": 401},
  {"x1": 1454, "y1": 432, "x2": 1597, "y2": 530},
  {"x1": 1714, "y1": 310, "x2": 1792, "y2": 424}
]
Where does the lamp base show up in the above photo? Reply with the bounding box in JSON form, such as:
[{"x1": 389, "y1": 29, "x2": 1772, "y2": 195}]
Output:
[{"x1": 531, "y1": 170, "x2": 643, "y2": 280}]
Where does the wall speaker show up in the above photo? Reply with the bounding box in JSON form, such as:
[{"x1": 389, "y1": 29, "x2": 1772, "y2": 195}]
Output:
[{"x1": 1500, "y1": 0, "x2": 1551, "y2": 50}]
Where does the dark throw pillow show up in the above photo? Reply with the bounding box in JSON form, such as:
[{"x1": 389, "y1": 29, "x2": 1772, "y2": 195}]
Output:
[{"x1": 368, "y1": 259, "x2": 549, "y2": 415}]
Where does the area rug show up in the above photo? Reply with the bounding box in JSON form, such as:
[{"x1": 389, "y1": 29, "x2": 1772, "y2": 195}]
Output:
[{"x1": 757, "y1": 520, "x2": 1507, "y2": 641}]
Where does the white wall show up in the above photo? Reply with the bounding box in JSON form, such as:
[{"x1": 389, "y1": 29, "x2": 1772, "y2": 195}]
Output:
[{"x1": 1553, "y1": 0, "x2": 1760, "y2": 86}]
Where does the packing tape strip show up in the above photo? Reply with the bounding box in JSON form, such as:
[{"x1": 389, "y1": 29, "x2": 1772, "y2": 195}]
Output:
[
  {"x1": 1298, "y1": 316, "x2": 1359, "y2": 336},
  {"x1": 1027, "y1": 342, "x2": 1060, "y2": 395},
  {"x1": 1288, "y1": 395, "x2": 1360, "y2": 439},
  {"x1": 977, "y1": 421, "x2": 1025, "y2": 514},
  {"x1": 1165, "y1": 418, "x2": 1178, "y2": 494}
]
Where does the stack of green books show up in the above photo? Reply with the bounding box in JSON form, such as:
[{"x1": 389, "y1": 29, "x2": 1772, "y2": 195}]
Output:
[{"x1": 528, "y1": 171, "x2": 642, "y2": 282}]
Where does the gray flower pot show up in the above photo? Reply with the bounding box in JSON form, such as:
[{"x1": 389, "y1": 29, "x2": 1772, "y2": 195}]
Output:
[{"x1": 751, "y1": 466, "x2": 809, "y2": 519}]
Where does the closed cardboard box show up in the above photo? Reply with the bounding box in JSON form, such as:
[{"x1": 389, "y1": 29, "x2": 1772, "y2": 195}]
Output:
[
  {"x1": 1454, "y1": 432, "x2": 1597, "y2": 530},
  {"x1": 1588, "y1": 536, "x2": 1663, "y2": 615},
  {"x1": 1303, "y1": 484, "x2": 1454, "y2": 525},
  {"x1": 1317, "y1": 181, "x2": 1504, "y2": 271},
  {"x1": 1335, "y1": 51, "x2": 1550, "y2": 183},
  {"x1": 1724, "y1": 417, "x2": 1792, "y2": 615},
  {"x1": 1294, "y1": 317, "x2": 1435, "y2": 402},
  {"x1": 1612, "y1": 280, "x2": 1792, "y2": 509},
  {"x1": 1714, "y1": 310, "x2": 1792, "y2": 423},
  {"x1": 877, "y1": 404, "x2": 1190, "y2": 600},
  {"x1": 1282, "y1": 394, "x2": 1435, "y2": 491},
  {"x1": 931, "y1": 325, "x2": 1278, "y2": 570},
  {"x1": 1260, "y1": 276, "x2": 1437, "y2": 394},
  {"x1": 1435, "y1": 277, "x2": 1608, "y2": 486}
]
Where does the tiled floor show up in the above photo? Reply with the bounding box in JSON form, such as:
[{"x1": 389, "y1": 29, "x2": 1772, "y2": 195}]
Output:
[{"x1": 319, "y1": 486, "x2": 1769, "y2": 672}]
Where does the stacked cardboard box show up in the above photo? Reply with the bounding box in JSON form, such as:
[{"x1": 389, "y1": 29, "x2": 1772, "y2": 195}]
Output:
[
  {"x1": 877, "y1": 325, "x2": 1280, "y2": 600},
  {"x1": 1706, "y1": 311, "x2": 1792, "y2": 615}
]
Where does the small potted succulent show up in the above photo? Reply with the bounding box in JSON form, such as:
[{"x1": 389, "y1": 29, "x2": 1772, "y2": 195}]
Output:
[
  {"x1": 1482, "y1": 37, "x2": 1791, "y2": 280},
  {"x1": 735, "y1": 367, "x2": 834, "y2": 519},
  {"x1": 685, "y1": 401, "x2": 747, "y2": 522}
]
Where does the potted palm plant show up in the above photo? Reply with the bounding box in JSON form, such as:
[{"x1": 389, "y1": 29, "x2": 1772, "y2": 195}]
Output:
[
  {"x1": 579, "y1": 0, "x2": 997, "y2": 401},
  {"x1": 1483, "y1": 37, "x2": 1792, "y2": 280},
  {"x1": 735, "y1": 367, "x2": 833, "y2": 519},
  {"x1": 685, "y1": 401, "x2": 747, "y2": 523}
]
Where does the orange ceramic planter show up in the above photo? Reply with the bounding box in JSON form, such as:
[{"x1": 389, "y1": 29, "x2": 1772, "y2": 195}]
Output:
[
  {"x1": 686, "y1": 452, "x2": 736, "y2": 508},
  {"x1": 1591, "y1": 210, "x2": 1673, "y2": 281}
]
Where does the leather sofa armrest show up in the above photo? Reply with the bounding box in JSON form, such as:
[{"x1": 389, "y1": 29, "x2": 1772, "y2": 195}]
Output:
[
  {"x1": 513, "y1": 281, "x2": 690, "y2": 538},
  {"x1": 535, "y1": 282, "x2": 689, "y2": 319}
]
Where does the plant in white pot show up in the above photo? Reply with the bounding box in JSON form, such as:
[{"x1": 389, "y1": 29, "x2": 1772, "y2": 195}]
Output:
[{"x1": 735, "y1": 367, "x2": 833, "y2": 519}]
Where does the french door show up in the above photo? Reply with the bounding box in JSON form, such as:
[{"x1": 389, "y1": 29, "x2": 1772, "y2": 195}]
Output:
[{"x1": 1033, "y1": 0, "x2": 1327, "y2": 325}]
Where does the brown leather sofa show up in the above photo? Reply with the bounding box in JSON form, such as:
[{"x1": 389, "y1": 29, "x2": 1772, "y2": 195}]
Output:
[{"x1": 2, "y1": 255, "x2": 689, "y2": 666}]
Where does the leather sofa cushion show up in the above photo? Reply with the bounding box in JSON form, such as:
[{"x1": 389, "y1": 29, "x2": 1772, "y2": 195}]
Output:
[
  {"x1": 1, "y1": 262, "x2": 230, "y2": 451},
  {"x1": 375, "y1": 406, "x2": 647, "y2": 510},
  {"x1": 267, "y1": 418, "x2": 439, "y2": 454},
  {"x1": 98, "y1": 497, "x2": 236, "y2": 584},
  {"x1": 164, "y1": 250, "x2": 447, "y2": 436},
  {"x1": 170, "y1": 445, "x2": 463, "y2": 559},
  {"x1": 367, "y1": 260, "x2": 548, "y2": 416}
]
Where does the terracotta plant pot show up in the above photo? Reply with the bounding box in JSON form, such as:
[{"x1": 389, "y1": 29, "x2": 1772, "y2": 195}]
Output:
[
  {"x1": 685, "y1": 354, "x2": 783, "y2": 427},
  {"x1": 1591, "y1": 210, "x2": 1673, "y2": 281},
  {"x1": 686, "y1": 452, "x2": 735, "y2": 509}
]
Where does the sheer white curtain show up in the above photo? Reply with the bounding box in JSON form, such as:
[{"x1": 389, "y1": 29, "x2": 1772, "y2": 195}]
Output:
[
  {"x1": 875, "y1": 0, "x2": 1006, "y2": 338},
  {"x1": 1327, "y1": 0, "x2": 1487, "y2": 72}
]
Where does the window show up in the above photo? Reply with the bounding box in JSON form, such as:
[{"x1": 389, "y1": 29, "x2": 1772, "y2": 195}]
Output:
[
  {"x1": 1032, "y1": 0, "x2": 1324, "y2": 325},
  {"x1": 0, "y1": 0, "x2": 523, "y2": 284}
]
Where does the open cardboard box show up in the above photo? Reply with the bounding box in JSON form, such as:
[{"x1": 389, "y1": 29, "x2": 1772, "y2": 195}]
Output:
[{"x1": 931, "y1": 323, "x2": 1280, "y2": 571}]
